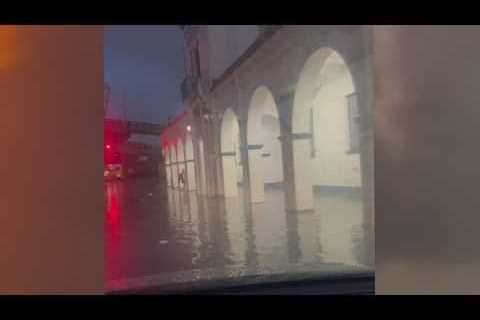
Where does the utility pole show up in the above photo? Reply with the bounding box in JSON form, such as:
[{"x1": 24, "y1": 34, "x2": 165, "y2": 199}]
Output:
[{"x1": 104, "y1": 83, "x2": 111, "y2": 117}]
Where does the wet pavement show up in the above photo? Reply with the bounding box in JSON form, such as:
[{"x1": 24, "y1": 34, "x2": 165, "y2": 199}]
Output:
[{"x1": 106, "y1": 178, "x2": 374, "y2": 292}]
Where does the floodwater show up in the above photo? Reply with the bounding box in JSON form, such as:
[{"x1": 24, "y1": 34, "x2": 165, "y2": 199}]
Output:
[{"x1": 105, "y1": 178, "x2": 373, "y2": 292}]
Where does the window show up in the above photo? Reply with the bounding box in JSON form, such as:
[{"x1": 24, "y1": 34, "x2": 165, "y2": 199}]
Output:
[{"x1": 347, "y1": 93, "x2": 360, "y2": 153}]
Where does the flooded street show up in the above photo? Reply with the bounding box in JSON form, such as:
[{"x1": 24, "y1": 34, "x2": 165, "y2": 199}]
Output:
[{"x1": 106, "y1": 178, "x2": 374, "y2": 291}]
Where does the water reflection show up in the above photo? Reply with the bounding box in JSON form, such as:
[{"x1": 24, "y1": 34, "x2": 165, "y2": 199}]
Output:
[
  {"x1": 242, "y1": 201, "x2": 260, "y2": 275},
  {"x1": 286, "y1": 212, "x2": 302, "y2": 263},
  {"x1": 106, "y1": 179, "x2": 373, "y2": 288},
  {"x1": 314, "y1": 190, "x2": 373, "y2": 267}
]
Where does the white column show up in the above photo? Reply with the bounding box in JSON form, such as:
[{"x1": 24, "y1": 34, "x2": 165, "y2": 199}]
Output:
[
  {"x1": 292, "y1": 134, "x2": 314, "y2": 211},
  {"x1": 216, "y1": 154, "x2": 224, "y2": 196},
  {"x1": 165, "y1": 151, "x2": 174, "y2": 188},
  {"x1": 169, "y1": 164, "x2": 175, "y2": 189},
  {"x1": 247, "y1": 145, "x2": 265, "y2": 203},
  {"x1": 198, "y1": 140, "x2": 207, "y2": 195},
  {"x1": 165, "y1": 164, "x2": 171, "y2": 187},
  {"x1": 186, "y1": 160, "x2": 196, "y2": 191},
  {"x1": 192, "y1": 135, "x2": 202, "y2": 195}
]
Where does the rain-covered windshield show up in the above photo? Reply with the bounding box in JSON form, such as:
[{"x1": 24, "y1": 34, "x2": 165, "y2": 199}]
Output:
[{"x1": 104, "y1": 25, "x2": 374, "y2": 293}]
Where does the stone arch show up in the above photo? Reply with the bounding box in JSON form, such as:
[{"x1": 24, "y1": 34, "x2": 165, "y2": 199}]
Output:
[
  {"x1": 291, "y1": 47, "x2": 362, "y2": 210},
  {"x1": 246, "y1": 86, "x2": 284, "y2": 203},
  {"x1": 185, "y1": 133, "x2": 196, "y2": 191},
  {"x1": 169, "y1": 143, "x2": 178, "y2": 188}
]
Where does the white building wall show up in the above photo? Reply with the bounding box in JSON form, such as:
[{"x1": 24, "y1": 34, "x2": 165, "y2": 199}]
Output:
[
  {"x1": 198, "y1": 140, "x2": 207, "y2": 195},
  {"x1": 259, "y1": 118, "x2": 283, "y2": 184},
  {"x1": 312, "y1": 73, "x2": 362, "y2": 188},
  {"x1": 178, "y1": 26, "x2": 372, "y2": 209}
]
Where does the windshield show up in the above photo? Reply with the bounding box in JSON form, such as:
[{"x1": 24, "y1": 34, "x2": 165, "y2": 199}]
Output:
[{"x1": 104, "y1": 25, "x2": 374, "y2": 293}]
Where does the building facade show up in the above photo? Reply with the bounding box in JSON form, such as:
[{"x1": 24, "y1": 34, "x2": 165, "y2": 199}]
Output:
[{"x1": 161, "y1": 26, "x2": 373, "y2": 223}]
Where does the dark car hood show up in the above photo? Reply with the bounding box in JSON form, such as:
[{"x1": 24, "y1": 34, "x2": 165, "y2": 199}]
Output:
[{"x1": 108, "y1": 262, "x2": 374, "y2": 295}]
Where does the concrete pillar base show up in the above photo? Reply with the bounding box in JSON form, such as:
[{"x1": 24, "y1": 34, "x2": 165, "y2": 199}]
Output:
[
  {"x1": 186, "y1": 161, "x2": 196, "y2": 191},
  {"x1": 291, "y1": 136, "x2": 314, "y2": 211}
]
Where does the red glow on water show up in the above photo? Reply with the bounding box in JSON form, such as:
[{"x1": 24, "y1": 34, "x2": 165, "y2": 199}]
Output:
[
  {"x1": 106, "y1": 183, "x2": 119, "y2": 223},
  {"x1": 105, "y1": 180, "x2": 126, "y2": 282}
]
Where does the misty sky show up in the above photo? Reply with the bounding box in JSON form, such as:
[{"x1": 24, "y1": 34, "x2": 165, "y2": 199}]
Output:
[{"x1": 104, "y1": 26, "x2": 184, "y2": 124}]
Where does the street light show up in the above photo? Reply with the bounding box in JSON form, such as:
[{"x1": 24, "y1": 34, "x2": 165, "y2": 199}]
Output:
[{"x1": 186, "y1": 125, "x2": 192, "y2": 132}]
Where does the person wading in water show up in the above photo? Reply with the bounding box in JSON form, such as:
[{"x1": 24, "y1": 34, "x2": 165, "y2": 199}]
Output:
[{"x1": 178, "y1": 169, "x2": 185, "y2": 188}]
